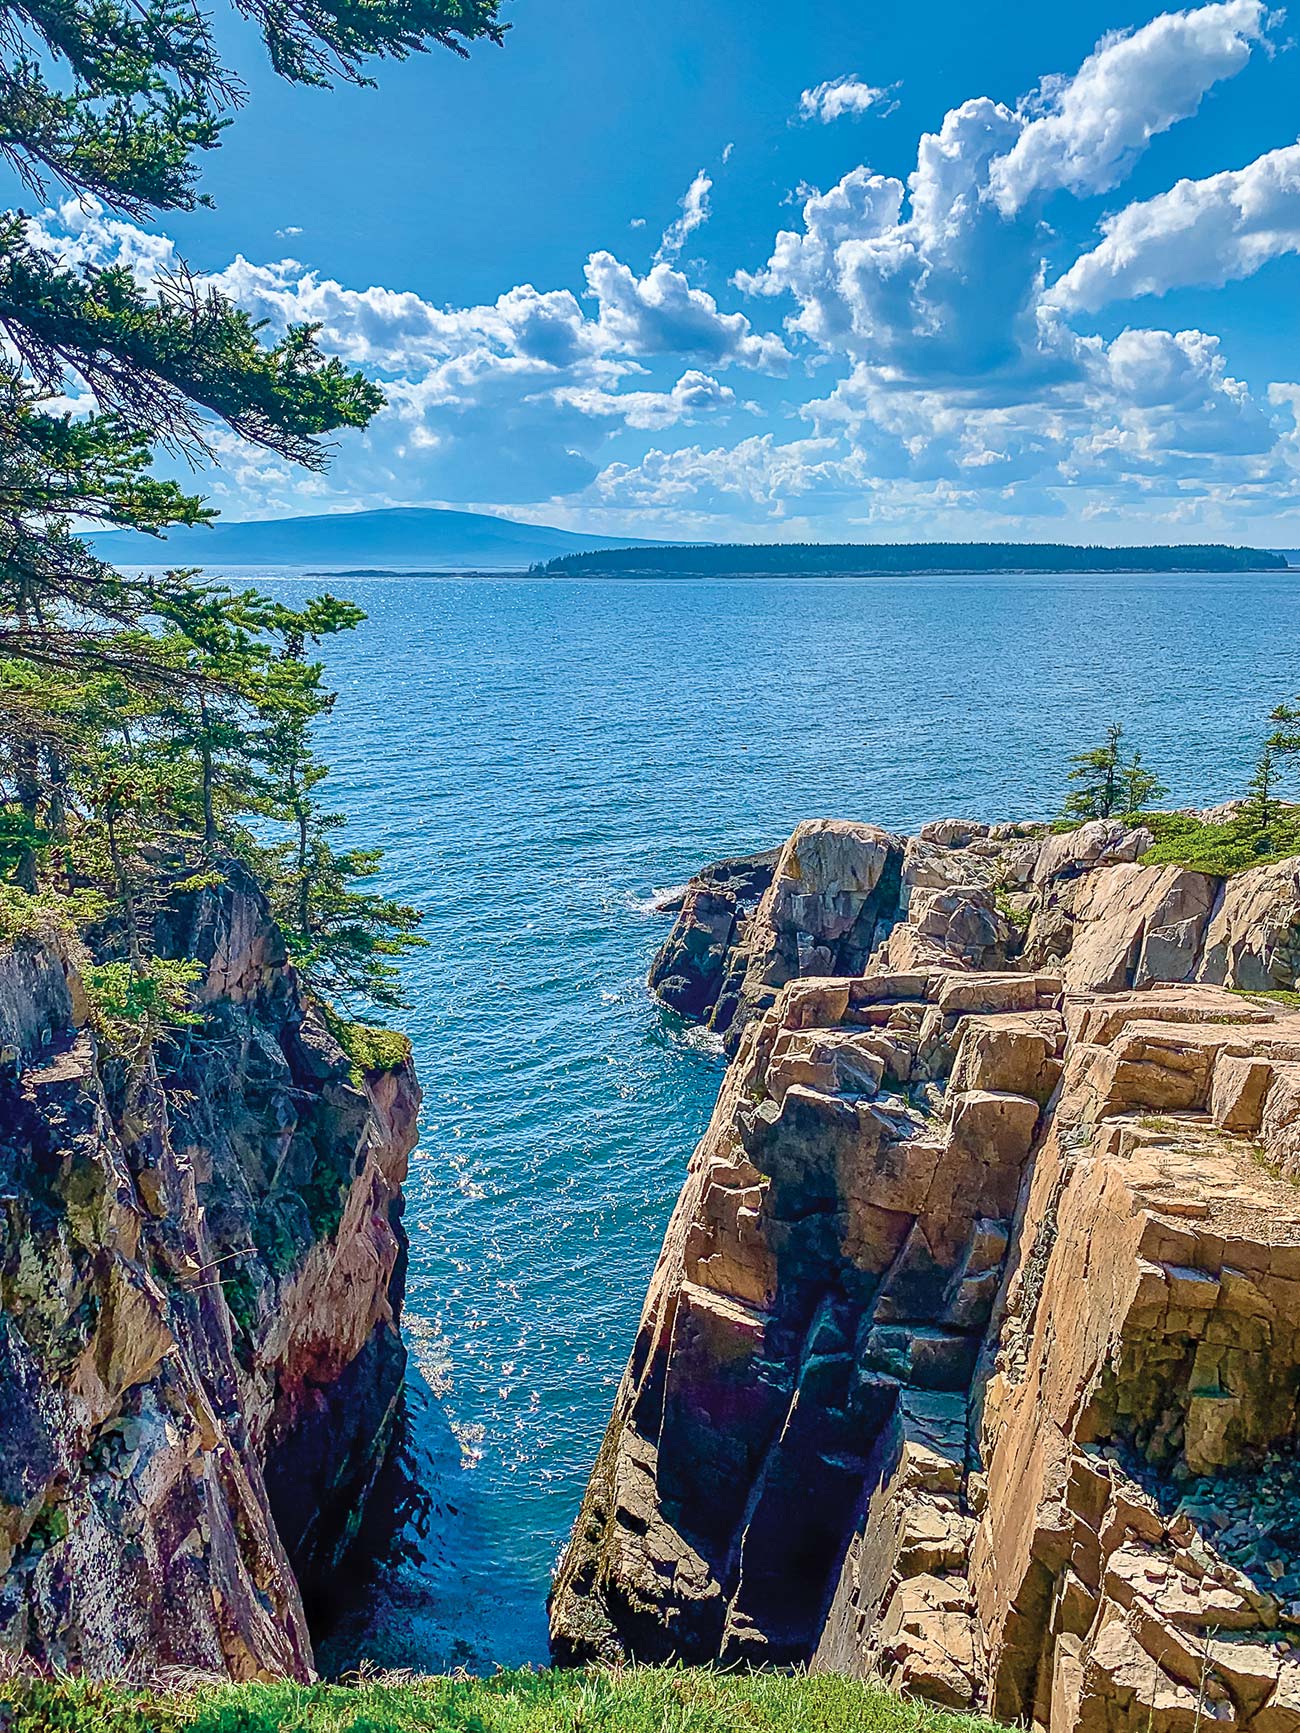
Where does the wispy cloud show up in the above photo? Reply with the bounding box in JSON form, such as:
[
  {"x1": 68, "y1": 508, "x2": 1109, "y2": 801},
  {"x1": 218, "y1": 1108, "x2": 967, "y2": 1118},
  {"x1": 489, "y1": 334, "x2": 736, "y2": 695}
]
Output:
[
  {"x1": 654, "y1": 169, "x2": 713, "y2": 264},
  {"x1": 797, "y1": 75, "x2": 899, "y2": 124}
]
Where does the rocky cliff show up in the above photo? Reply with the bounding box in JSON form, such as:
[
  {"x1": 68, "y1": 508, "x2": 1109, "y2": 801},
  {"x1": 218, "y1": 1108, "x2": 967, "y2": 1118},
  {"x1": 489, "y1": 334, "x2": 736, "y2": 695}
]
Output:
[
  {"x1": 553, "y1": 815, "x2": 1300, "y2": 1733},
  {"x1": 0, "y1": 864, "x2": 418, "y2": 1681}
]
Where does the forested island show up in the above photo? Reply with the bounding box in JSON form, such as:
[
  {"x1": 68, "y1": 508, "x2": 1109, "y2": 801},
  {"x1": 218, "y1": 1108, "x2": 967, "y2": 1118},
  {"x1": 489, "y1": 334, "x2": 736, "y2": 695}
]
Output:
[{"x1": 535, "y1": 541, "x2": 1288, "y2": 577}]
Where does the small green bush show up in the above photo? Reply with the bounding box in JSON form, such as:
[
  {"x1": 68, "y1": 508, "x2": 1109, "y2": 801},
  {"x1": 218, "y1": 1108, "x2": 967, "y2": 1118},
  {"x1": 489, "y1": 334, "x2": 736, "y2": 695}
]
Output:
[
  {"x1": 992, "y1": 887, "x2": 1031, "y2": 933},
  {"x1": 319, "y1": 1002, "x2": 413, "y2": 1081},
  {"x1": 1137, "y1": 810, "x2": 1300, "y2": 877},
  {"x1": 0, "y1": 883, "x2": 106, "y2": 946},
  {"x1": 339, "y1": 1022, "x2": 412, "y2": 1075}
]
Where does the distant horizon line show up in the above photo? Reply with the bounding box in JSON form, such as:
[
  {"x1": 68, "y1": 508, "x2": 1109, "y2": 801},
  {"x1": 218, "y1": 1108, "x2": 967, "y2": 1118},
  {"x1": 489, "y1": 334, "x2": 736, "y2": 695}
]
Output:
[{"x1": 92, "y1": 501, "x2": 1297, "y2": 555}]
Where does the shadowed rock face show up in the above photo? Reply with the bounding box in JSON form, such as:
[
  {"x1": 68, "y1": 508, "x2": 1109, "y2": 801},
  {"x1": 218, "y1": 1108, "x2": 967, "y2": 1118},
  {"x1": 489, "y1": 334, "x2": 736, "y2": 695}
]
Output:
[
  {"x1": 648, "y1": 850, "x2": 780, "y2": 1031},
  {"x1": 650, "y1": 822, "x2": 917, "y2": 1055},
  {"x1": 560, "y1": 815, "x2": 1300, "y2": 1733},
  {"x1": 0, "y1": 867, "x2": 418, "y2": 1682}
]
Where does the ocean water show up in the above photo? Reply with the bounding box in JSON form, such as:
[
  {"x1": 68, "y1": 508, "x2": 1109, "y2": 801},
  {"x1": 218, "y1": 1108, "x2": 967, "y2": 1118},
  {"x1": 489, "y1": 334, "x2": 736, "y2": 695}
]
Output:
[{"x1": 211, "y1": 569, "x2": 1293, "y2": 1671}]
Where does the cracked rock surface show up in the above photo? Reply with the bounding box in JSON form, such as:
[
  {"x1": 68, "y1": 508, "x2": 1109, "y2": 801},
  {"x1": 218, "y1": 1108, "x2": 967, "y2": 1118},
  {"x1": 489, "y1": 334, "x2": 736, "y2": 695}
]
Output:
[
  {"x1": 0, "y1": 866, "x2": 418, "y2": 1681},
  {"x1": 554, "y1": 815, "x2": 1300, "y2": 1733}
]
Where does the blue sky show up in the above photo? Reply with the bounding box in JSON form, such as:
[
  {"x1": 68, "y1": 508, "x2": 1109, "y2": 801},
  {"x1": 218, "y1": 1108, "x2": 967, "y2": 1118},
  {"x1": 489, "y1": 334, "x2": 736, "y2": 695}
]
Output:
[{"x1": 23, "y1": 0, "x2": 1300, "y2": 541}]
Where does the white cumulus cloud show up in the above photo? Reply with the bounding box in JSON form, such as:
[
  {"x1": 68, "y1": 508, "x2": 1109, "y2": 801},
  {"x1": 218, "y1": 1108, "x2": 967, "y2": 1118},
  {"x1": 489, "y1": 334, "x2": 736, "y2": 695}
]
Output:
[
  {"x1": 549, "y1": 369, "x2": 738, "y2": 430},
  {"x1": 585, "y1": 251, "x2": 789, "y2": 373},
  {"x1": 595, "y1": 434, "x2": 864, "y2": 514},
  {"x1": 989, "y1": 0, "x2": 1270, "y2": 213},
  {"x1": 1051, "y1": 142, "x2": 1300, "y2": 311},
  {"x1": 797, "y1": 75, "x2": 899, "y2": 124},
  {"x1": 23, "y1": 0, "x2": 1300, "y2": 540}
]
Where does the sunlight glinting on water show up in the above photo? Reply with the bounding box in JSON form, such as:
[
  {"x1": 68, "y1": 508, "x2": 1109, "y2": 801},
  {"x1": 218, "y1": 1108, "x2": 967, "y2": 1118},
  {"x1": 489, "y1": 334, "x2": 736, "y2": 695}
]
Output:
[{"x1": 211, "y1": 568, "x2": 1295, "y2": 1672}]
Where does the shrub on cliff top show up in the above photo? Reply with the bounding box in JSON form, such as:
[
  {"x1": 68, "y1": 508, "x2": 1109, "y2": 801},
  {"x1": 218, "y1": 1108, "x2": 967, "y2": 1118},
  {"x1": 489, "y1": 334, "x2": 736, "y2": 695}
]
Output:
[
  {"x1": 319, "y1": 1004, "x2": 414, "y2": 1081},
  {"x1": 1138, "y1": 808, "x2": 1300, "y2": 876},
  {"x1": 0, "y1": 1669, "x2": 1002, "y2": 1733},
  {"x1": 338, "y1": 1022, "x2": 414, "y2": 1076}
]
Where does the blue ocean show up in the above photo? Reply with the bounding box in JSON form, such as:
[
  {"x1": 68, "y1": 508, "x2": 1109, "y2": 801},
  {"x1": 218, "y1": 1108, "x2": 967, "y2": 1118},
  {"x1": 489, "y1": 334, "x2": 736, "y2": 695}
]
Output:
[{"x1": 215, "y1": 569, "x2": 1291, "y2": 1670}]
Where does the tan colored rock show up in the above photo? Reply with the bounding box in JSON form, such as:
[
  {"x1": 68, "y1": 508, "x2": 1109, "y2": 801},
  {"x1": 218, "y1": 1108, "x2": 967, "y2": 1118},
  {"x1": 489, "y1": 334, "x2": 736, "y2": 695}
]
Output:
[
  {"x1": 1254, "y1": 1664, "x2": 1300, "y2": 1733},
  {"x1": 881, "y1": 1601, "x2": 983, "y2": 1709},
  {"x1": 918, "y1": 820, "x2": 992, "y2": 850},
  {"x1": 1210, "y1": 1054, "x2": 1274, "y2": 1132},
  {"x1": 728, "y1": 820, "x2": 906, "y2": 1034},
  {"x1": 1206, "y1": 1641, "x2": 1280, "y2": 1719},
  {"x1": 1082, "y1": 1619, "x2": 1235, "y2": 1733},
  {"x1": 907, "y1": 885, "x2": 1016, "y2": 970},
  {"x1": 1197, "y1": 857, "x2": 1300, "y2": 993},
  {"x1": 1032, "y1": 821, "x2": 1155, "y2": 886},
  {"x1": 558, "y1": 843, "x2": 1300, "y2": 1733},
  {"x1": 938, "y1": 972, "x2": 1061, "y2": 1015},
  {"x1": 1062, "y1": 866, "x2": 1218, "y2": 995},
  {"x1": 948, "y1": 1012, "x2": 1065, "y2": 1102}
]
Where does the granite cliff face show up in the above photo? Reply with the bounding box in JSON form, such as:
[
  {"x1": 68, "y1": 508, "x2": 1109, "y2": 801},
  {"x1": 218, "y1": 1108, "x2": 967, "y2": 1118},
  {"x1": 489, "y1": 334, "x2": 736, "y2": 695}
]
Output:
[
  {"x1": 0, "y1": 865, "x2": 418, "y2": 1681},
  {"x1": 553, "y1": 815, "x2": 1300, "y2": 1733}
]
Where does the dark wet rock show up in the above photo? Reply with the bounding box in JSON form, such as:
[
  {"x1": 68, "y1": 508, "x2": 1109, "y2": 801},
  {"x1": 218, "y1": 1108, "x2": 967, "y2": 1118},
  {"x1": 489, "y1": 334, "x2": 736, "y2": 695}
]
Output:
[{"x1": 648, "y1": 848, "x2": 779, "y2": 1026}]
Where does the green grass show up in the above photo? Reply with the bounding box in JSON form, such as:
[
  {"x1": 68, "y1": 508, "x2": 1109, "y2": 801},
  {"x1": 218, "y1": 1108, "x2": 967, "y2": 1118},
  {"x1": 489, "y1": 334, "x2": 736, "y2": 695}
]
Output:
[
  {"x1": 0, "y1": 1668, "x2": 1002, "y2": 1733},
  {"x1": 1231, "y1": 988, "x2": 1300, "y2": 1009},
  {"x1": 1045, "y1": 809, "x2": 1300, "y2": 876},
  {"x1": 1136, "y1": 810, "x2": 1300, "y2": 877}
]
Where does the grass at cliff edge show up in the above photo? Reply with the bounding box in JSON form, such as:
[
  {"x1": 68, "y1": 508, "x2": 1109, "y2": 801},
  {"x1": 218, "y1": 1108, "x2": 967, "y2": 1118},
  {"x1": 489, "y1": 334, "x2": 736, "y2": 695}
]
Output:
[{"x1": 0, "y1": 1668, "x2": 1003, "y2": 1733}]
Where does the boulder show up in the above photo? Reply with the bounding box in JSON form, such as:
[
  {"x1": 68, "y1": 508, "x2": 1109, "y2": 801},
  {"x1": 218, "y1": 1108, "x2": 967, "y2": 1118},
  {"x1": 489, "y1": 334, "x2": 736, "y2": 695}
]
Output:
[
  {"x1": 1061, "y1": 866, "x2": 1218, "y2": 995},
  {"x1": 1032, "y1": 821, "x2": 1155, "y2": 886},
  {"x1": 647, "y1": 847, "x2": 780, "y2": 1025},
  {"x1": 1197, "y1": 857, "x2": 1300, "y2": 993}
]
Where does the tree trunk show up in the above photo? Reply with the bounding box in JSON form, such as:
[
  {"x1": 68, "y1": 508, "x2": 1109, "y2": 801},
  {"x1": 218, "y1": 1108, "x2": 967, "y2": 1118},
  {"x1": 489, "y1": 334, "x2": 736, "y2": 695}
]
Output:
[{"x1": 199, "y1": 693, "x2": 216, "y2": 848}]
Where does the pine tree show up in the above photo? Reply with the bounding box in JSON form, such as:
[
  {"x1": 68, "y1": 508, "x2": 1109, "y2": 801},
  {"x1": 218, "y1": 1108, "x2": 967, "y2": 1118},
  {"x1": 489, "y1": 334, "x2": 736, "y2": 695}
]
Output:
[
  {"x1": 1119, "y1": 749, "x2": 1168, "y2": 820},
  {"x1": 242, "y1": 595, "x2": 425, "y2": 1008},
  {"x1": 1061, "y1": 723, "x2": 1125, "y2": 821},
  {"x1": 1244, "y1": 745, "x2": 1279, "y2": 843},
  {"x1": 1269, "y1": 701, "x2": 1300, "y2": 760},
  {"x1": 1060, "y1": 724, "x2": 1167, "y2": 824},
  {"x1": 0, "y1": 0, "x2": 496, "y2": 1035}
]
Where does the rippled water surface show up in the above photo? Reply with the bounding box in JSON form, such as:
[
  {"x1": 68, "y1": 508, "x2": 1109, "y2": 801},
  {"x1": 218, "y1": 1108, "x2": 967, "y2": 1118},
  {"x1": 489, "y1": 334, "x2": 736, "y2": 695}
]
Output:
[{"x1": 212, "y1": 569, "x2": 1291, "y2": 1669}]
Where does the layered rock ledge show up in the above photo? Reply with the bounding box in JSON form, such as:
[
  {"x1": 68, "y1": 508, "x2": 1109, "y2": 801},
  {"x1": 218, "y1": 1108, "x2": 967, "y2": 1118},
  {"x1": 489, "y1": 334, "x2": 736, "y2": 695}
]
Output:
[
  {"x1": 0, "y1": 867, "x2": 418, "y2": 1681},
  {"x1": 553, "y1": 814, "x2": 1300, "y2": 1733}
]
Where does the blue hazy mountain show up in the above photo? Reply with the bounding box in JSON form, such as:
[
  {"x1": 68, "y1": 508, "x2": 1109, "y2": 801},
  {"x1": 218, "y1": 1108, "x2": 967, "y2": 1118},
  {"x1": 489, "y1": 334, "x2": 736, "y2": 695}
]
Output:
[{"x1": 89, "y1": 506, "x2": 670, "y2": 571}]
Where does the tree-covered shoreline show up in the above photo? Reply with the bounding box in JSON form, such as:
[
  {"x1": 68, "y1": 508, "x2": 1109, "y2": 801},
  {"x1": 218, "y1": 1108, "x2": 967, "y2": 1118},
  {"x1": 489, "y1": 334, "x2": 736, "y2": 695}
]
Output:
[{"x1": 534, "y1": 541, "x2": 1288, "y2": 578}]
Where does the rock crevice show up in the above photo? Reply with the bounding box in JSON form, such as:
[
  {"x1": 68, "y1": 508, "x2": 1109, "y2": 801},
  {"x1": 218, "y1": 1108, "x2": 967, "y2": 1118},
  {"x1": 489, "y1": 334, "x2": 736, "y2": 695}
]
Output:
[
  {"x1": 557, "y1": 816, "x2": 1300, "y2": 1733},
  {"x1": 0, "y1": 867, "x2": 418, "y2": 1681}
]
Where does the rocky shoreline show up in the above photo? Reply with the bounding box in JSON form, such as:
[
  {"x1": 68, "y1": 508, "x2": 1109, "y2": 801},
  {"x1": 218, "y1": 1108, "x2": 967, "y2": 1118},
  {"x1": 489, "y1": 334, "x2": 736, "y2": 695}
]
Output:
[
  {"x1": 553, "y1": 814, "x2": 1300, "y2": 1733},
  {"x1": 0, "y1": 866, "x2": 418, "y2": 1681}
]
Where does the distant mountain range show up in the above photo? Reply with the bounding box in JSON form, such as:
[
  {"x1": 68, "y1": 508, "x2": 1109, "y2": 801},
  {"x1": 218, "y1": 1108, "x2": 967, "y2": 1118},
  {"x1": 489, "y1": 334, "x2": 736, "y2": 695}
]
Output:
[
  {"x1": 90, "y1": 511, "x2": 1298, "y2": 576},
  {"x1": 90, "y1": 506, "x2": 670, "y2": 571}
]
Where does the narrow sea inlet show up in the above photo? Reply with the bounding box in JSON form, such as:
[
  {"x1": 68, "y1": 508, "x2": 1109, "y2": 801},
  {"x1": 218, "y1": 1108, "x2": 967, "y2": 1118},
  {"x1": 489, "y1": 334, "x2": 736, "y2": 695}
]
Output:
[{"x1": 214, "y1": 567, "x2": 1293, "y2": 1672}]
